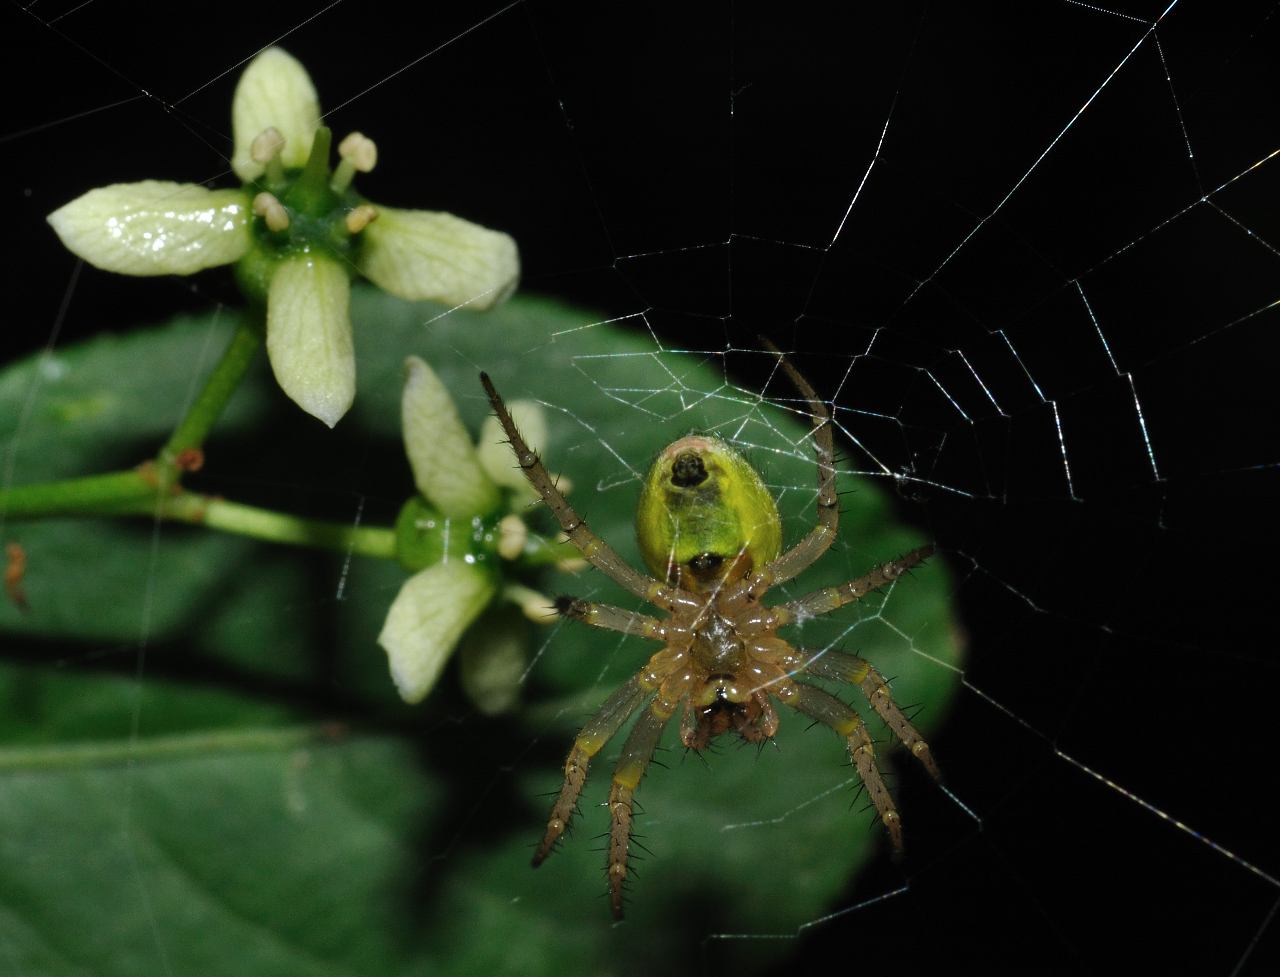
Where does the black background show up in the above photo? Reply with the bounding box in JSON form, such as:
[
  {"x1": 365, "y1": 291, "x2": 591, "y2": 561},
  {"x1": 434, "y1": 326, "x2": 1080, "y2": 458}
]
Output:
[{"x1": 3, "y1": 2, "x2": 1278, "y2": 975}]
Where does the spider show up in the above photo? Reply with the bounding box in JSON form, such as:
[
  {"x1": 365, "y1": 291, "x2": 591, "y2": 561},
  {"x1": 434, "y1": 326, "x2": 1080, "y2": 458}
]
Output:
[{"x1": 480, "y1": 341, "x2": 940, "y2": 919}]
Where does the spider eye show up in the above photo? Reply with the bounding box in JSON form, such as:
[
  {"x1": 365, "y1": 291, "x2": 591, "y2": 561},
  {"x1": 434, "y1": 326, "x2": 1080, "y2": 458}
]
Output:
[{"x1": 670, "y1": 450, "x2": 708, "y2": 487}]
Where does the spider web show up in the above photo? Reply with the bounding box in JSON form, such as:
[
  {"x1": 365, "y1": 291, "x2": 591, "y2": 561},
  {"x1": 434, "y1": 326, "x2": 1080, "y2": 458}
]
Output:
[{"x1": 2, "y1": 1, "x2": 1278, "y2": 975}]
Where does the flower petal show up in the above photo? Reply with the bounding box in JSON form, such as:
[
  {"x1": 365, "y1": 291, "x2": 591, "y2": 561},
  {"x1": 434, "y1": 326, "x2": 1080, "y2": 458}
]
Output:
[
  {"x1": 378, "y1": 562, "x2": 497, "y2": 704},
  {"x1": 457, "y1": 609, "x2": 527, "y2": 716},
  {"x1": 266, "y1": 255, "x2": 354, "y2": 427},
  {"x1": 402, "y1": 356, "x2": 500, "y2": 517},
  {"x1": 231, "y1": 48, "x2": 321, "y2": 182},
  {"x1": 358, "y1": 207, "x2": 519, "y2": 310},
  {"x1": 477, "y1": 399, "x2": 547, "y2": 495},
  {"x1": 47, "y1": 182, "x2": 250, "y2": 276}
]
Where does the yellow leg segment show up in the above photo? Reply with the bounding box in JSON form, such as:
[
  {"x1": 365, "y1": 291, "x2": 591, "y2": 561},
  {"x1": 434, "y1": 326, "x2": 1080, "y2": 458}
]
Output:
[
  {"x1": 798, "y1": 648, "x2": 940, "y2": 781},
  {"x1": 533, "y1": 676, "x2": 647, "y2": 867},
  {"x1": 606, "y1": 705, "x2": 670, "y2": 919},
  {"x1": 787, "y1": 682, "x2": 903, "y2": 851}
]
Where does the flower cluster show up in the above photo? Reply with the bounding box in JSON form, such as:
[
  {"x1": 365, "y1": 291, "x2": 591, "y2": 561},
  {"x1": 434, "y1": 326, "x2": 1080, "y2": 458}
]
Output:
[
  {"x1": 382, "y1": 356, "x2": 573, "y2": 707},
  {"x1": 48, "y1": 48, "x2": 519, "y2": 428},
  {"x1": 45, "y1": 48, "x2": 545, "y2": 708}
]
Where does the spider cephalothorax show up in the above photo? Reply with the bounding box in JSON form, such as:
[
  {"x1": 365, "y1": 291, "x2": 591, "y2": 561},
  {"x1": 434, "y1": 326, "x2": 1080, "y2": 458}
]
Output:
[{"x1": 481, "y1": 341, "x2": 940, "y2": 919}]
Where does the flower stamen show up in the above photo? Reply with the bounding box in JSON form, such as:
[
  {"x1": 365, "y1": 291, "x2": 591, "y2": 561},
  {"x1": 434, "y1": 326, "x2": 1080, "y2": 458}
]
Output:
[
  {"x1": 250, "y1": 127, "x2": 287, "y2": 185},
  {"x1": 504, "y1": 582, "x2": 557, "y2": 623},
  {"x1": 252, "y1": 191, "x2": 291, "y2": 233},
  {"x1": 332, "y1": 132, "x2": 378, "y2": 192},
  {"x1": 45, "y1": 47, "x2": 519, "y2": 432},
  {"x1": 344, "y1": 203, "x2": 379, "y2": 234},
  {"x1": 497, "y1": 514, "x2": 528, "y2": 561}
]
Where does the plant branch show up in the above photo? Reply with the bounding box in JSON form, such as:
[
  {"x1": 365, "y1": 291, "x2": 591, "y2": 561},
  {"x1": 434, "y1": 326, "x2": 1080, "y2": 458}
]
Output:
[
  {"x1": 123, "y1": 492, "x2": 398, "y2": 559},
  {"x1": 0, "y1": 469, "x2": 158, "y2": 519},
  {"x1": 2, "y1": 315, "x2": 269, "y2": 524},
  {"x1": 156, "y1": 313, "x2": 263, "y2": 486},
  {"x1": 2, "y1": 475, "x2": 395, "y2": 560}
]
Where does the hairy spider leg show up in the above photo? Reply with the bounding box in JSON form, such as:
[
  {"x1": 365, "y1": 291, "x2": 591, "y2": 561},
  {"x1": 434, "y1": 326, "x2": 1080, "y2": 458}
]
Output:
[
  {"x1": 754, "y1": 338, "x2": 839, "y2": 588},
  {"x1": 774, "y1": 544, "x2": 936, "y2": 623},
  {"x1": 607, "y1": 704, "x2": 671, "y2": 919},
  {"x1": 555, "y1": 596, "x2": 666, "y2": 640},
  {"x1": 533, "y1": 676, "x2": 648, "y2": 866},
  {"x1": 487, "y1": 353, "x2": 940, "y2": 913},
  {"x1": 796, "y1": 648, "x2": 941, "y2": 780},
  {"x1": 787, "y1": 683, "x2": 903, "y2": 850},
  {"x1": 481, "y1": 373, "x2": 675, "y2": 607}
]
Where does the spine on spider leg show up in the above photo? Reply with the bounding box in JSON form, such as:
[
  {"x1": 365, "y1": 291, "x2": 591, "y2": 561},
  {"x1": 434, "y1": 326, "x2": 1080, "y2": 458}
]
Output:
[
  {"x1": 603, "y1": 705, "x2": 669, "y2": 919},
  {"x1": 790, "y1": 683, "x2": 904, "y2": 850},
  {"x1": 534, "y1": 676, "x2": 648, "y2": 867},
  {"x1": 480, "y1": 371, "x2": 660, "y2": 603},
  {"x1": 556, "y1": 595, "x2": 666, "y2": 640},
  {"x1": 842, "y1": 543, "x2": 937, "y2": 599},
  {"x1": 799, "y1": 649, "x2": 942, "y2": 781},
  {"x1": 848, "y1": 724, "x2": 903, "y2": 852},
  {"x1": 532, "y1": 744, "x2": 590, "y2": 866},
  {"x1": 900, "y1": 542, "x2": 936, "y2": 569},
  {"x1": 747, "y1": 336, "x2": 841, "y2": 589},
  {"x1": 859, "y1": 670, "x2": 941, "y2": 782},
  {"x1": 757, "y1": 335, "x2": 837, "y2": 498},
  {"x1": 607, "y1": 781, "x2": 635, "y2": 919},
  {"x1": 776, "y1": 542, "x2": 938, "y2": 622}
]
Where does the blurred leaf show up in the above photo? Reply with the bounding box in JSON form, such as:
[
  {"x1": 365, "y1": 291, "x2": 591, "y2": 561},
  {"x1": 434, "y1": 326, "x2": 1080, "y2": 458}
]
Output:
[{"x1": 0, "y1": 287, "x2": 963, "y2": 975}]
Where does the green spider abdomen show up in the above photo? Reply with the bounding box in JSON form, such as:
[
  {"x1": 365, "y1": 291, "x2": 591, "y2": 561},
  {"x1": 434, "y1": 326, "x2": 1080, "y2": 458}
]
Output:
[{"x1": 635, "y1": 435, "x2": 782, "y2": 588}]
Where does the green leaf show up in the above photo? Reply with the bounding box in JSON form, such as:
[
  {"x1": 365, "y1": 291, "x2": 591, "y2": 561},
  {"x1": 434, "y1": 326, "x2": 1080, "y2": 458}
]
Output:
[{"x1": 0, "y1": 287, "x2": 963, "y2": 975}]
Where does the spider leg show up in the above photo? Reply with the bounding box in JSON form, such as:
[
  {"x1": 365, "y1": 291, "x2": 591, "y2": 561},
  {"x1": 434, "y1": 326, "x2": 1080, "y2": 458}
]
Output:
[
  {"x1": 785, "y1": 682, "x2": 902, "y2": 850},
  {"x1": 795, "y1": 648, "x2": 940, "y2": 779},
  {"x1": 607, "y1": 702, "x2": 672, "y2": 919},
  {"x1": 481, "y1": 374, "x2": 673, "y2": 606},
  {"x1": 533, "y1": 676, "x2": 648, "y2": 867},
  {"x1": 555, "y1": 596, "x2": 667, "y2": 641},
  {"x1": 754, "y1": 338, "x2": 838, "y2": 589},
  {"x1": 773, "y1": 544, "x2": 935, "y2": 623}
]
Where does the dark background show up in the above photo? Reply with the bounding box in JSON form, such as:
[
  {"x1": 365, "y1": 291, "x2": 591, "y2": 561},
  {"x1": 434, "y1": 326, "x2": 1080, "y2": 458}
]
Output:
[{"x1": 3, "y1": 2, "x2": 1278, "y2": 974}]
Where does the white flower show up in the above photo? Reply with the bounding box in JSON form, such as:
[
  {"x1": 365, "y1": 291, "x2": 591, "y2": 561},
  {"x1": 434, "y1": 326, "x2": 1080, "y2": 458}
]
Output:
[
  {"x1": 379, "y1": 357, "x2": 551, "y2": 704},
  {"x1": 230, "y1": 48, "x2": 321, "y2": 182},
  {"x1": 379, "y1": 560, "x2": 497, "y2": 704},
  {"x1": 265, "y1": 255, "x2": 355, "y2": 427},
  {"x1": 361, "y1": 208, "x2": 520, "y2": 310},
  {"x1": 46, "y1": 47, "x2": 520, "y2": 429},
  {"x1": 400, "y1": 355, "x2": 501, "y2": 519},
  {"x1": 46, "y1": 181, "x2": 252, "y2": 277}
]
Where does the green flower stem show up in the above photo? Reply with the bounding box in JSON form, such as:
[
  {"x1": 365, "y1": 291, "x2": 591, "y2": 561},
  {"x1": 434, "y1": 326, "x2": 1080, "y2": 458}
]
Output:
[
  {"x1": 1, "y1": 476, "x2": 396, "y2": 558},
  {"x1": 0, "y1": 469, "x2": 158, "y2": 519},
  {"x1": 119, "y1": 493, "x2": 397, "y2": 559},
  {"x1": 1, "y1": 475, "x2": 394, "y2": 558},
  {"x1": 157, "y1": 314, "x2": 263, "y2": 487},
  {"x1": 3, "y1": 314, "x2": 265, "y2": 521}
]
